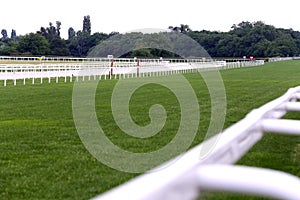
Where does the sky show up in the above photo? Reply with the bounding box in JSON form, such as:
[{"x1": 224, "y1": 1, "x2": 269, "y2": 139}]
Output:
[{"x1": 1, "y1": 0, "x2": 299, "y2": 39}]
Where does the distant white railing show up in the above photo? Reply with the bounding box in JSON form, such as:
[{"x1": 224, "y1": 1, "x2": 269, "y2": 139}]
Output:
[
  {"x1": 226, "y1": 60, "x2": 265, "y2": 68},
  {"x1": 0, "y1": 59, "x2": 263, "y2": 86},
  {"x1": 93, "y1": 86, "x2": 300, "y2": 200},
  {"x1": 268, "y1": 57, "x2": 300, "y2": 62},
  {"x1": 0, "y1": 56, "x2": 108, "y2": 62},
  {"x1": 0, "y1": 56, "x2": 217, "y2": 63}
]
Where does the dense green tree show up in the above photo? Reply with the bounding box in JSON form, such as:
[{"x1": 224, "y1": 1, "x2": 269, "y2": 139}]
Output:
[
  {"x1": 89, "y1": 31, "x2": 208, "y2": 58},
  {"x1": 188, "y1": 21, "x2": 300, "y2": 57},
  {"x1": 88, "y1": 32, "x2": 109, "y2": 48},
  {"x1": 38, "y1": 22, "x2": 70, "y2": 56},
  {"x1": 1, "y1": 19, "x2": 300, "y2": 58},
  {"x1": 187, "y1": 30, "x2": 222, "y2": 56},
  {"x1": 269, "y1": 35, "x2": 299, "y2": 57},
  {"x1": 0, "y1": 39, "x2": 18, "y2": 55},
  {"x1": 50, "y1": 37, "x2": 69, "y2": 56},
  {"x1": 250, "y1": 39, "x2": 272, "y2": 57},
  {"x1": 215, "y1": 34, "x2": 241, "y2": 57},
  {"x1": 68, "y1": 31, "x2": 109, "y2": 57},
  {"x1": 17, "y1": 33, "x2": 51, "y2": 55},
  {"x1": 231, "y1": 21, "x2": 253, "y2": 36}
]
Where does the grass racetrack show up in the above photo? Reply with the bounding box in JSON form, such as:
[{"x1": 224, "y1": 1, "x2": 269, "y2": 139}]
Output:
[{"x1": 1, "y1": 60, "x2": 300, "y2": 199}]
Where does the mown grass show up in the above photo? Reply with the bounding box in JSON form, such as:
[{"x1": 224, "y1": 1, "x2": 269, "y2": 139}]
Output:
[{"x1": 0, "y1": 60, "x2": 300, "y2": 199}]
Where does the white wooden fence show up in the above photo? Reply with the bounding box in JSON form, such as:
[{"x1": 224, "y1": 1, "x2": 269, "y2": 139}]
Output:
[
  {"x1": 93, "y1": 85, "x2": 300, "y2": 200},
  {"x1": 268, "y1": 57, "x2": 300, "y2": 62},
  {"x1": 0, "y1": 59, "x2": 263, "y2": 86}
]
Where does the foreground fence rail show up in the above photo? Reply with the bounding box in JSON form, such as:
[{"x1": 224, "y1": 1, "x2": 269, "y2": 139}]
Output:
[{"x1": 93, "y1": 86, "x2": 300, "y2": 200}]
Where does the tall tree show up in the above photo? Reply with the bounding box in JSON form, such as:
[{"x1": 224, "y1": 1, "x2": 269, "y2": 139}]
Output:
[
  {"x1": 38, "y1": 22, "x2": 70, "y2": 56},
  {"x1": 39, "y1": 22, "x2": 60, "y2": 40},
  {"x1": 1, "y1": 29, "x2": 8, "y2": 39},
  {"x1": 56, "y1": 21, "x2": 61, "y2": 37},
  {"x1": 68, "y1": 27, "x2": 76, "y2": 40},
  {"x1": 68, "y1": 31, "x2": 90, "y2": 56},
  {"x1": 11, "y1": 29, "x2": 17, "y2": 39},
  {"x1": 83, "y1": 15, "x2": 91, "y2": 35},
  {"x1": 168, "y1": 24, "x2": 191, "y2": 33}
]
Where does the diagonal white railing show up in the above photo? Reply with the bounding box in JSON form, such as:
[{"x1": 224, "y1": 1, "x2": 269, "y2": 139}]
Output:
[{"x1": 93, "y1": 86, "x2": 300, "y2": 200}]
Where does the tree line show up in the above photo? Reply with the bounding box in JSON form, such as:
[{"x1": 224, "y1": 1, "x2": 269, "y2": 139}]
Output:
[
  {"x1": 1, "y1": 18, "x2": 300, "y2": 58},
  {"x1": 0, "y1": 16, "x2": 117, "y2": 57},
  {"x1": 187, "y1": 21, "x2": 300, "y2": 58}
]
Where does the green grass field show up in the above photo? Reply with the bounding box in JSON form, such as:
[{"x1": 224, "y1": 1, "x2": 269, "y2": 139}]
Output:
[{"x1": 1, "y1": 60, "x2": 300, "y2": 199}]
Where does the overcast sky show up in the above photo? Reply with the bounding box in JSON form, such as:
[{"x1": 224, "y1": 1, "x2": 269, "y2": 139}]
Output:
[{"x1": 1, "y1": 0, "x2": 299, "y2": 39}]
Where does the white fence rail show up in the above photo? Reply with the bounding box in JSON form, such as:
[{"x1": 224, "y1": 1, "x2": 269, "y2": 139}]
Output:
[
  {"x1": 226, "y1": 60, "x2": 264, "y2": 68},
  {"x1": 93, "y1": 86, "x2": 300, "y2": 200},
  {"x1": 0, "y1": 59, "x2": 263, "y2": 86},
  {"x1": 268, "y1": 57, "x2": 300, "y2": 62}
]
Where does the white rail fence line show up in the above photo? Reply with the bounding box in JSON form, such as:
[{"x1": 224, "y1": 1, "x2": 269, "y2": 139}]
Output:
[
  {"x1": 0, "y1": 56, "x2": 243, "y2": 63},
  {"x1": 93, "y1": 86, "x2": 300, "y2": 200},
  {"x1": 0, "y1": 56, "x2": 224, "y2": 63},
  {"x1": 0, "y1": 60, "x2": 263, "y2": 86},
  {"x1": 0, "y1": 56, "x2": 122, "y2": 62},
  {"x1": 268, "y1": 56, "x2": 300, "y2": 62},
  {"x1": 225, "y1": 60, "x2": 264, "y2": 68}
]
